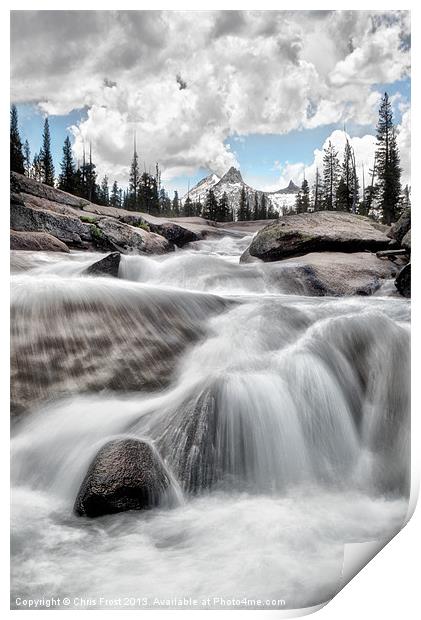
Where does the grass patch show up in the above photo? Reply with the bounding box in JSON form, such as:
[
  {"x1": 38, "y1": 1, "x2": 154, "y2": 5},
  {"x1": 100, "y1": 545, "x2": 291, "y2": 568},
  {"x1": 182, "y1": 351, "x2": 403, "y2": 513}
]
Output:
[
  {"x1": 80, "y1": 215, "x2": 98, "y2": 224},
  {"x1": 133, "y1": 221, "x2": 150, "y2": 232},
  {"x1": 90, "y1": 224, "x2": 105, "y2": 240}
]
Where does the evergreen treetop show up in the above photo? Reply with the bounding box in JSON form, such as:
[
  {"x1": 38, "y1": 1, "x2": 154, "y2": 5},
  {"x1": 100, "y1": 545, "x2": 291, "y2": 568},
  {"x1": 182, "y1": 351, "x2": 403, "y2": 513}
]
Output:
[{"x1": 10, "y1": 105, "x2": 25, "y2": 174}]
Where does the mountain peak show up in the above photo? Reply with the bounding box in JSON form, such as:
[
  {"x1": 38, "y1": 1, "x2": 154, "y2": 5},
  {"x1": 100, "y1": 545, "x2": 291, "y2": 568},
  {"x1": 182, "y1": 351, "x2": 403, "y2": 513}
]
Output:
[
  {"x1": 274, "y1": 179, "x2": 300, "y2": 194},
  {"x1": 219, "y1": 166, "x2": 243, "y2": 184}
]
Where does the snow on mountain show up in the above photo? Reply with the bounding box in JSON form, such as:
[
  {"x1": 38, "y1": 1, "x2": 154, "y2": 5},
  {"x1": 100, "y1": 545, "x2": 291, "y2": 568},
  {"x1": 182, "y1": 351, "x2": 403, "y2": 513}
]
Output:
[
  {"x1": 182, "y1": 167, "x2": 299, "y2": 214},
  {"x1": 182, "y1": 173, "x2": 220, "y2": 204},
  {"x1": 267, "y1": 180, "x2": 300, "y2": 212}
]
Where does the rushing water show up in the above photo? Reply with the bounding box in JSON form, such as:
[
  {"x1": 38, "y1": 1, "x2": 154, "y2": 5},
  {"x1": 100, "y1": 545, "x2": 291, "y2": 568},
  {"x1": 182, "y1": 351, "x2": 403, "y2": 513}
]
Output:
[{"x1": 10, "y1": 234, "x2": 410, "y2": 610}]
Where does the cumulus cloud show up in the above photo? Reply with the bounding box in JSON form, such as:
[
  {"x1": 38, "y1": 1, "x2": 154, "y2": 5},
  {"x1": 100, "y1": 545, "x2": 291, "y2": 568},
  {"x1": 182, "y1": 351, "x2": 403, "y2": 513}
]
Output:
[{"x1": 10, "y1": 10, "x2": 410, "y2": 184}]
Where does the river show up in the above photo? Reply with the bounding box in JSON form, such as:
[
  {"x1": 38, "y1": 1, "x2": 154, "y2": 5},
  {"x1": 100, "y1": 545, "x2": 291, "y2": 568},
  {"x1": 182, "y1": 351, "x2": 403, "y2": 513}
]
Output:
[{"x1": 10, "y1": 233, "x2": 410, "y2": 610}]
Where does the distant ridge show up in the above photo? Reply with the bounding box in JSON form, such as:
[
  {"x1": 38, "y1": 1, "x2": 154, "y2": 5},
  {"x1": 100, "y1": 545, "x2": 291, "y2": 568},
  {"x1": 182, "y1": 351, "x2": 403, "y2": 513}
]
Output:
[
  {"x1": 182, "y1": 168, "x2": 300, "y2": 212},
  {"x1": 270, "y1": 180, "x2": 300, "y2": 195}
]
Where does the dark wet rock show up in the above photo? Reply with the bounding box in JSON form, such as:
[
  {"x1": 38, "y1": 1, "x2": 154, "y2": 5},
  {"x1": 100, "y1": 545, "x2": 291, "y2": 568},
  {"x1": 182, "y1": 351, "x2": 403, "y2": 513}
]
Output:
[
  {"x1": 74, "y1": 439, "x2": 171, "y2": 517},
  {"x1": 10, "y1": 230, "x2": 70, "y2": 253},
  {"x1": 401, "y1": 229, "x2": 411, "y2": 252},
  {"x1": 395, "y1": 263, "x2": 411, "y2": 298},
  {"x1": 388, "y1": 208, "x2": 411, "y2": 245},
  {"x1": 83, "y1": 252, "x2": 121, "y2": 277},
  {"x1": 149, "y1": 221, "x2": 200, "y2": 247},
  {"x1": 242, "y1": 212, "x2": 395, "y2": 262},
  {"x1": 10, "y1": 196, "x2": 92, "y2": 247}
]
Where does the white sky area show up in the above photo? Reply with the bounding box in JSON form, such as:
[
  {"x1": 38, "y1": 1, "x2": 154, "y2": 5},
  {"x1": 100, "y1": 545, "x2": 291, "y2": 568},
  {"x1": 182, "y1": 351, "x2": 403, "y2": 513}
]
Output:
[{"x1": 11, "y1": 10, "x2": 411, "y2": 190}]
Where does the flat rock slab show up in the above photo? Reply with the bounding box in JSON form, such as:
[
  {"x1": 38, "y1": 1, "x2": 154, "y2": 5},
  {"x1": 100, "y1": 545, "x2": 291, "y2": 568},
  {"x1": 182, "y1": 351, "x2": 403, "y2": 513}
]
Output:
[
  {"x1": 11, "y1": 171, "x2": 90, "y2": 209},
  {"x1": 243, "y1": 212, "x2": 395, "y2": 262},
  {"x1": 11, "y1": 197, "x2": 91, "y2": 247},
  {"x1": 268, "y1": 251, "x2": 398, "y2": 296},
  {"x1": 10, "y1": 230, "x2": 70, "y2": 253}
]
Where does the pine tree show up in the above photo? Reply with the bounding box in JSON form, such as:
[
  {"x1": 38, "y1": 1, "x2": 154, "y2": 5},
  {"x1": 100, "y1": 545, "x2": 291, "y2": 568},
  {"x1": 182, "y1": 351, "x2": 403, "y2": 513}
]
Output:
[
  {"x1": 217, "y1": 192, "x2": 230, "y2": 222},
  {"x1": 252, "y1": 192, "x2": 260, "y2": 220},
  {"x1": 58, "y1": 136, "x2": 76, "y2": 193},
  {"x1": 300, "y1": 178, "x2": 310, "y2": 212},
  {"x1": 31, "y1": 152, "x2": 44, "y2": 182},
  {"x1": 183, "y1": 195, "x2": 193, "y2": 217},
  {"x1": 237, "y1": 186, "x2": 248, "y2": 221},
  {"x1": 128, "y1": 143, "x2": 140, "y2": 210},
  {"x1": 267, "y1": 200, "x2": 278, "y2": 219},
  {"x1": 203, "y1": 188, "x2": 218, "y2": 221},
  {"x1": 110, "y1": 181, "x2": 120, "y2": 208},
  {"x1": 41, "y1": 117, "x2": 55, "y2": 186},
  {"x1": 260, "y1": 193, "x2": 268, "y2": 219},
  {"x1": 23, "y1": 140, "x2": 31, "y2": 177},
  {"x1": 313, "y1": 167, "x2": 322, "y2": 211},
  {"x1": 322, "y1": 140, "x2": 340, "y2": 210},
  {"x1": 245, "y1": 195, "x2": 252, "y2": 220},
  {"x1": 172, "y1": 190, "x2": 180, "y2": 216},
  {"x1": 159, "y1": 188, "x2": 171, "y2": 215},
  {"x1": 194, "y1": 199, "x2": 203, "y2": 217},
  {"x1": 363, "y1": 156, "x2": 377, "y2": 216},
  {"x1": 138, "y1": 172, "x2": 159, "y2": 214},
  {"x1": 10, "y1": 105, "x2": 25, "y2": 174},
  {"x1": 402, "y1": 185, "x2": 411, "y2": 210},
  {"x1": 374, "y1": 93, "x2": 402, "y2": 224},
  {"x1": 99, "y1": 176, "x2": 110, "y2": 206},
  {"x1": 336, "y1": 139, "x2": 359, "y2": 212},
  {"x1": 81, "y1": 145, "x2": 97, "y2": 202},
  {"x1": 295, "y1": 189, "x2": 303, "y2": 213}
]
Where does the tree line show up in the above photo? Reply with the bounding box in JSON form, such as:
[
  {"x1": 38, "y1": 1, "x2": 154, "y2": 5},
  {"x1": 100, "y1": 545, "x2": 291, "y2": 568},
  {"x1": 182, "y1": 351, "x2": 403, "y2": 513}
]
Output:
[
  {"x1": 10, "y1": 92, "x2": 408, "y2": 223},
  {"x1": 293, "y1": 92, "x2": 409, "y2": 224}
]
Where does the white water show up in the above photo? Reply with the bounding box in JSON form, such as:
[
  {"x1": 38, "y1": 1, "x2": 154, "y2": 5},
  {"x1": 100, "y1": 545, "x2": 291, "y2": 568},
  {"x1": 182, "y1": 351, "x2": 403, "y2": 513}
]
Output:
[{"x1": 10, "y1": 235, "x2": 410, "y2": 610}]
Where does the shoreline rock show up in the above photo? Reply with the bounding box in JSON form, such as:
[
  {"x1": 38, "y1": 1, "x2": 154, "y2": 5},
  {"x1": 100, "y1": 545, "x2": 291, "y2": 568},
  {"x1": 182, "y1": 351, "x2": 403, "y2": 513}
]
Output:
[
  {"x1": 95, "y1": 217, "x2": 174, "y2": 254},
  {"x1": 242, "y1": 212, "x2": 396, "y2": 262},
  {"x1": 10, "y1": 230, "x2": 70, "y2": 253},
  {"x1": 267, "y1": 251, "x2": 399, "y2": 297},
  {"x1": 11, "y1": 195, "x2": 91, "y2": 248},
  {"x1": 395, "y1": 263, "x2": 411, "y2": 298}
]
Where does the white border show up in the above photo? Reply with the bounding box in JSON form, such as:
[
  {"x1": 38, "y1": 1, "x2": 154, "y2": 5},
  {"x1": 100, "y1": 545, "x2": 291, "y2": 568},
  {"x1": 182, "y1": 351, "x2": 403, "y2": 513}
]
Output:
[{"x1": 2, "y1": 2, "x2": 419, "y2": 619}]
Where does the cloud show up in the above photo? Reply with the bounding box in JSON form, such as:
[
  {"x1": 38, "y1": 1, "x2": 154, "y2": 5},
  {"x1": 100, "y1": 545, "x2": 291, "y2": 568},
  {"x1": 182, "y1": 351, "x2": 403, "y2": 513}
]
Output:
[{"x1": 10, "y1": 10, "x2": 410, "y2": 184}]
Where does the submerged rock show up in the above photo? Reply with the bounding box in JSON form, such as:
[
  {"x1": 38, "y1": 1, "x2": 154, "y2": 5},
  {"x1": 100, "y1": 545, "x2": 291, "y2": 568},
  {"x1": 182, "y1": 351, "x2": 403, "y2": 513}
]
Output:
[
  {"x1": 242, "y1": 212, "x2": 395, "y2": 262},
  {"x1": 83, "y1": 252, "x2": 121, "y2": 277},
  {"x1": 395, "y1": 263, "x2": 411, "y2": 298},
  {"x1": 74, "y1": 438, "x2": 171, "y2": 517},
  {"x1": 10, "y1": 230, "x2": 70, "y2": 253}
]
